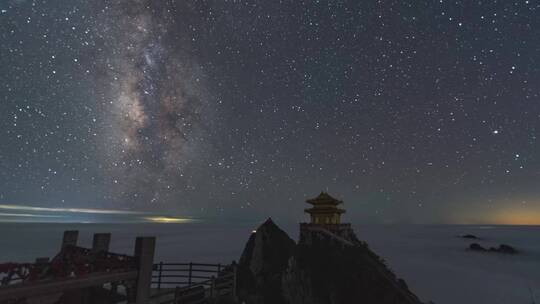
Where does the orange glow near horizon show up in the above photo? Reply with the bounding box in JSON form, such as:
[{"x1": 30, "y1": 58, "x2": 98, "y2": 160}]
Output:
[
  {"x1": 447, "y1": 197, "x2": 540, "y2": 225},
  {"x1": 488, "y1": 209, "x2": 540, "y2": 225}
]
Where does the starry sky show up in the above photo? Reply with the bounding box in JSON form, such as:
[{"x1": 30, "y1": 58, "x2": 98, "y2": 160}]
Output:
[{"x1": 1, "y1": 0, "x2": 540, "y2": 224}]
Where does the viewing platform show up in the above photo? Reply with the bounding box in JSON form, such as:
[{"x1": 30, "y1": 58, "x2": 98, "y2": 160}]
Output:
[{"x1": 0, "y1": 230, "x2": 237, "y2": 304}]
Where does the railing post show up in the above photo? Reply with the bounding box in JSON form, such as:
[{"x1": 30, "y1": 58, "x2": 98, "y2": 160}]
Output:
[
  {"x1": 217, "y1": 263, "x2": 221, "y2": 274},
  {"x1": 91, "y1": 233, "x2": 111, "y2": 253},
  {"x1": 232, "y1": 260, "x2": 238, "y2": 299},
  {"x1": 210, "y1": 276, "x2": 215, "y2": 298},
  {"x1": 188, "y1": 262, "x2": 192, "y2": 286},
  {"x1": 61, "y1": 230, "x2": 78, "y2": 250},
  {"x1": 134, "y1": 237, "x2": 155, "y2": 304},
  {"x1": 157, "y1": 261, "x2": 163, "y2": 290}
]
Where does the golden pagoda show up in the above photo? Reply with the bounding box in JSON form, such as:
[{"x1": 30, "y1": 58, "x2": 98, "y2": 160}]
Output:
[{"x1": 305, "y1": 192, "x2": 345, "y2": 225}]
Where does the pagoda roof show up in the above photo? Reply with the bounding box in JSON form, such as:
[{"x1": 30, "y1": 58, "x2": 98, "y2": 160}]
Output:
[
  {"x1": 306, "y1": 192, "x2": 343, "y2": 206},
  {"x1": 305, "y1": 207, "x2": 346, "y2": 214}
]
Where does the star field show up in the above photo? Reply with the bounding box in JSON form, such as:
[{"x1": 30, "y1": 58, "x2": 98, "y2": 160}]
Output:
[{"x1": 1, "y1": 0, "x2": 540, "y2": 224}]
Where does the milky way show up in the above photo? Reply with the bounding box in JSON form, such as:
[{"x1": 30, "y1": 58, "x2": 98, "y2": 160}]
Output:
[{"x1": 96, "y1": 1, "x2": 214, "y2": 208}]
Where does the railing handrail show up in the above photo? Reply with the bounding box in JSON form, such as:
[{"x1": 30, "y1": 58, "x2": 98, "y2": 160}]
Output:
[
  {"x1": 304, "y1": 226, "x2": 355, "y2": 246},
  {"x1": 154, "y1": 268, "x2": 220, "y2": 273},
  {"x1": 154, "y1": 262, "x2": 225, "y2": 267}
]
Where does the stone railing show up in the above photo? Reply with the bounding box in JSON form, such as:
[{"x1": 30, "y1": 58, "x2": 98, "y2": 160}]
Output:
[{"x1": 299, "y1": 223, "x2": 357, "y2": 246}]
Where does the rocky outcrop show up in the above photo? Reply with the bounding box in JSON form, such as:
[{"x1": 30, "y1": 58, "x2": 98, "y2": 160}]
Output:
[
  {"x1": 468, "y1": 243, "x2": 518, "y2": 254},
  {"x1": 237, "y1": 219, "x2": 422, "y2": 304},
  {"x1": 237, "y1": 218, "x2": 296, "y2": 304},
  {"x1": 469, "y1": 243, "x2": 487, "y2": 252},
  {"x1": 496, "y1": 244, "x2": 518, "y2": 254},
  {"x1": 283, "y1": 226, "x2": 421, "y2": 304}
]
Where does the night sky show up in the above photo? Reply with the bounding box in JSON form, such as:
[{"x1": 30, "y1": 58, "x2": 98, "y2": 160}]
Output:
[{"x1": 1, "y1": 1, "x2": 540, "y2": 224}]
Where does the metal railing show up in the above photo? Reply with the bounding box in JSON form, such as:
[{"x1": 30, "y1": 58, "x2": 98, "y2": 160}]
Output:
[
  {"x1": 152, "y1": 262, "x2": 230, "y2": 289},
  {"x1": 150, "y1": 262, "x2": 237, "y2": 304}
]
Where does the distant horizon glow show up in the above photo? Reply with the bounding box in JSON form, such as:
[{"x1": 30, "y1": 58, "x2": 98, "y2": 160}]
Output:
[
  {"x1": 488, "y1": 209, "x2": 540, "y2": 226},
  {"x1": 0, "y1": 204, "x2": 198, "y2": 224},
  {"x1": 0, "y1": 212, "x2": 64, "y2": 218},
  {"x1": 0, "y1": 204, "x2": 145, "y2": 215},
  {"x1": 142, "y1": 216, "x2": 195, "y2": 223}
]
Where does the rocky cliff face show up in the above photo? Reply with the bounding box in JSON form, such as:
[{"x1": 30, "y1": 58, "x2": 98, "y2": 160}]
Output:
[
  {"x1": 238, "y1": 219, "x2": 422, "y2": 304},
  {"x1": 283, "y1": 227, "x2": 421, "y2": 304},
  {"x1": 237, "y1": 218, "x2": 296, "y2": 304}
]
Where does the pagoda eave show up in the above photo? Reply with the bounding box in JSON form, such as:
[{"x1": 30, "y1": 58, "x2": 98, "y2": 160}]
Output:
[
  {"x1": 306, "y1": 200, "x2": 343, "y2": 206},
  {"x1": 304, "y1": 208, "x2": 346, "y2": 214}
]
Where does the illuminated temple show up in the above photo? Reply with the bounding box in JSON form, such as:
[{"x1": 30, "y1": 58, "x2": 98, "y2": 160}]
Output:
[
  {"x1": 304, "y1": 192, "x2": 345, "y2": 224},
  {"x1": 301, "y1": 192, "x2": 355, "y2": 241}
]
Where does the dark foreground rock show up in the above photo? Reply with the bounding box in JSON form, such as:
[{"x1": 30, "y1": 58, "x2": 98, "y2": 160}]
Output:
[
  {"x1": 460, "y1": 234, "x2": 479, "y2": 239},
  {"x1": 237, "y1": 219, "x2": 422, "y2": 304}
]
